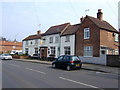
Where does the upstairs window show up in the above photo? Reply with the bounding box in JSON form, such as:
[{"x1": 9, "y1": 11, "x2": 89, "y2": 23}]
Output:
[
  {"x1": 84, "y1": 28, "x2": 90, "y2": 39},
  {"x1": 26, "y1": 41, "x2": 28, "y2": 45},
  {"x1": 35, "y1": 39, "x2": 38, "y2": 45},
  {"x1": 49, "y1": 37, "x2": 53, "y2": 43},
  {"x1": 55, "y1": 36, "x2": 59, "y2": 43},
  {"x1": 65, "y1": 36, "x2": 70, "y2": 42},
  {"x1": 115, "y1": 34, "x2": 118, "y2": 42}
]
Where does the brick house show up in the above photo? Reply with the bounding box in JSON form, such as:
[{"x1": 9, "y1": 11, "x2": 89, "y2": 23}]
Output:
[
  {"x1": 75, "y1": 9, "x2": 119, "y2": 65},
  {"x1": 0, "y1": 40, "x2": 22, "y2": 54}
]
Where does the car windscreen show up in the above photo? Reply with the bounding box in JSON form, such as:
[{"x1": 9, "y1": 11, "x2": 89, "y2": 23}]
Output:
[{"x1": 3, "y1": 54, "x2": 11, "y2": 56}]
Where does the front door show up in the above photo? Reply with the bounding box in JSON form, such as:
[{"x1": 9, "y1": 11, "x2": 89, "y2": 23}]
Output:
[{"x1": 40, "y1": 47, "x2": 48, "y2": 59}]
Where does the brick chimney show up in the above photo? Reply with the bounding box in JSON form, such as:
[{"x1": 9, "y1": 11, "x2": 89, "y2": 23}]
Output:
[
  {"x1": 97, "y1": 9, "x2": 103, "y2": 21},
  {"x1": 37, "y1": 30, "x2": 41, "y2": 34}
]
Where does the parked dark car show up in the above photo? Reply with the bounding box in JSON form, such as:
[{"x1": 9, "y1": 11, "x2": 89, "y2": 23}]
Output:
[{"x1": 52, "y1": 55, "x2": 82, "y2": 71}]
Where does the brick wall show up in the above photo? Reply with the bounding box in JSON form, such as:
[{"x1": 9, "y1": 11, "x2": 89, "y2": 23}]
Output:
[
  {"x1": 100, "y1": 30, "x2": 118, "y2": 55},
  {"x1": 107, "y1": 55, "x2": 120, "y2": 67},
  {"x1": 0, "y1": 41, "x2": 22, "y2": 53},
  {"x1": 75, "y1": 17, "x2": 100, "y2": 57},
  {"x1": 100, "y1": 30, "x2": 118, "y2": 50}
]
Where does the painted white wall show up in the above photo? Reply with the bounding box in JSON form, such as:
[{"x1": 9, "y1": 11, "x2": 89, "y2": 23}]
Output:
[
  {"x1": 80, "y1": 55, "x2": 107, "y2": 65},
  {"x1": 22, "y1": 39, "x2": 40, "y2": 56},
  {"x1": 60, "y1": 35, "x2": 75, "y2": 55},
  {"x1": 40, "y1": 34, "x2": 61, "y2": 58}
]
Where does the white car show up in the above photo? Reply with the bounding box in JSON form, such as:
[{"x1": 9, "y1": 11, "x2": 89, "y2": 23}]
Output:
[{"x1": 0, "y1": 54, "x2": 12, "y2": 60}]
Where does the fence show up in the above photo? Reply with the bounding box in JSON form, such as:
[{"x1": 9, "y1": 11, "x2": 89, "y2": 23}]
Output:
[{"x1": 106, "y1": 55, "x2": 120, "y2": 67}]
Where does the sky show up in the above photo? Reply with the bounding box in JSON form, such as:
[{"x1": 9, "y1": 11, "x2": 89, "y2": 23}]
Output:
[{"x1": 0, "y1": 0, "x2": 119, "y2": 42}]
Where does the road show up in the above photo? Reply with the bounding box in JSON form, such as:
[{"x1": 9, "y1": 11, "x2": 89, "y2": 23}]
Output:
[{"x1": 2, "y1": 59, "x2": 119, "y2": 89}]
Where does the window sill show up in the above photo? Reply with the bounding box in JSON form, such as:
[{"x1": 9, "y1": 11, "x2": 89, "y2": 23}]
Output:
[{"x1": 84, "y1": 38, "x2": 90, "y2": 40}]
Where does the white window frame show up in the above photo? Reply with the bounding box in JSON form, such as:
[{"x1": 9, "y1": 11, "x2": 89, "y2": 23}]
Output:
[
  {"x1": 65, "y1": 36, "x2": 70, "y2": 42},
  {"x1": 55, "y1": 36, "x2": 59, "y2": 43},
  {"x1": 50, "y1": 47, "x2": 55, "y2": 55},
  {"x1": 84, "y1": 46, "x2": 93, "y2": 57},
  {"x1": 35, "y1": 48, "x2": 38, "y2": 54},
  {"x1": 25, "y1": 48, "x2": 29, "y2": 54},
  {"x1": 84, "y1": 28, "x2": 90, "y2": 39},
  {"x1": 64, "y1": 46, "x2": 71, "y2": 55}
]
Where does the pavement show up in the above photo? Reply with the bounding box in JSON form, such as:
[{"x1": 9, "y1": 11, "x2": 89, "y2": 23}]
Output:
[{"x1": 13, "y1": 59, "x2": 119, "y2": 75}]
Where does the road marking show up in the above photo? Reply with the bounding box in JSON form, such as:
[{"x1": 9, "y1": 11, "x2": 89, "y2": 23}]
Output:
[
  {"x1": 8, "y1": 64, "x2": 20, "y2": 67},
  {"x1": 59, "y1": 77, "x2": 104, "y2": 90},
  {"x1": 26, "y1": 68, "x2": 46, "y2": 74}
]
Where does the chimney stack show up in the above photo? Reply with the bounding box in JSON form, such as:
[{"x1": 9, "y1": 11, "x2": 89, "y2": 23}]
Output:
[
  {"x1": 80, "y1": 16, "x2": 84, "y2": 23},
  {"x1": 37, "y1": 30, "x2": 41, "y2": 34},
  {"x1": 97, "y1": 9, "x2": 103, "y2": 21}
]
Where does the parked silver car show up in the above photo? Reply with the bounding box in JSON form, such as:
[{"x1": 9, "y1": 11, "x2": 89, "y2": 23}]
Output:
[{"x1": 0, "y1": 54, "x2": 12, "y2": 60}]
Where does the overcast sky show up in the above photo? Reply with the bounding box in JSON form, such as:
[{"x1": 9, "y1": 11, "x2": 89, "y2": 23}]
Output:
[{"x1": 0, "y1": 0, "x2": 119, "y2": 42}]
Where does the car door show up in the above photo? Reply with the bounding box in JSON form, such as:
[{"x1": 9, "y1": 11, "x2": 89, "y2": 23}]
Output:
[
  {"x1": 56, "y1": 56, "x2": 63, "y2": 67},
  {"x1": 62, "y1": 56, "x2": 70, "y2": 68}
]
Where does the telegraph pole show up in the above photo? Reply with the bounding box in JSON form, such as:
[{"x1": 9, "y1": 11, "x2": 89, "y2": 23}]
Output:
[{"x1": 118, "y1": 28, "x2": 120, "y2": 56}]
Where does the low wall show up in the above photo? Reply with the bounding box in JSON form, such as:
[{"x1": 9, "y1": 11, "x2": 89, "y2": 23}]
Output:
[
  {"x1": 12, "y1": 55, "x2": 29, "y2": 59},
  {"x1": 79, "y1": 55, "x2": 107, "y2": 65},
  {"x1": 107, "y1": 55, "x2": 120, "y2": 67}
]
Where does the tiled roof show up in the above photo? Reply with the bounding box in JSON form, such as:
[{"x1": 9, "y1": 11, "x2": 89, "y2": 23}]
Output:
[
  {"x1": 0, "y1": 41, "x2": 22, "y2": 46},
  {"x1": 23, "y1": 34, "x2": 42, "y2": 41},
  {"x1": 86, "y1": 16, "x2": 118, "y2": 33},
  {"x1": 61, "y1": 24, "x2": 80, "y2": 36},
  {"x1": 43, "y1": 23, "x2": 70, "y2": 36}
]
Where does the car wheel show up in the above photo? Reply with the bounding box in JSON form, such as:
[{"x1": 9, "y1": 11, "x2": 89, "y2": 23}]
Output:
[
  {"x1": 66, "y1": 65, "x2": 71, "y2": 71},
  {"x1": 52, "y1": 64, "x2": 56, "y2": 68}
]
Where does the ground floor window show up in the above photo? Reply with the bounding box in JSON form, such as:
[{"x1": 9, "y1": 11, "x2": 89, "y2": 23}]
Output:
[
  {"x1": 35, "y1": 48, "x2": 38, "y2": 54},
  {"x1": 50, "y1": 47, "x2": 55, "y2": 55},
  {"x1": 25, "y1": 48, "x2": 29, "y2": 54},
  {"x1": 64, "y1": 46, "x2": 70, "y2": 55},
  {"x1": 84, "y1": 46, "x2": 93, "y2": 57}
]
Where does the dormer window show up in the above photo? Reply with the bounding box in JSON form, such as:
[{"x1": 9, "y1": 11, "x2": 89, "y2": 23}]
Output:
[{"x1": 84, "y1": 28, "x2": 90, "y2": 39}]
